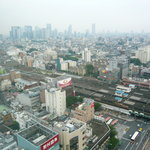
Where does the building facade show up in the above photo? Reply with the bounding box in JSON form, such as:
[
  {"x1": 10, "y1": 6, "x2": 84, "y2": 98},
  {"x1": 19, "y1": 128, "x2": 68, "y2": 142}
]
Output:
[{"x1": 45, "y1": 88, "x2": 66, "y2": 116}]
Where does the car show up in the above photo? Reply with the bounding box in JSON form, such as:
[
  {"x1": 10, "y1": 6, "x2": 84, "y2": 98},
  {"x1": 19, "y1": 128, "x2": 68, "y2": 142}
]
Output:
[{"x1": 139, "y1": 128, "x2": 143, "y2": 132}]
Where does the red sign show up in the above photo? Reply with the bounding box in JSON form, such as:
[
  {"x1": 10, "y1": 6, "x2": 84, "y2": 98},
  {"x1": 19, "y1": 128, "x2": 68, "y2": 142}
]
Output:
[
  {"x1": 41, "y1": 135, "x2": 59, "y2": 150},
  {"x1": 91, "y1": 102, "x2": 94, "y2": 108},
  {"x1": 58, "y1": 78, "x2": 72, "y2": 88}
]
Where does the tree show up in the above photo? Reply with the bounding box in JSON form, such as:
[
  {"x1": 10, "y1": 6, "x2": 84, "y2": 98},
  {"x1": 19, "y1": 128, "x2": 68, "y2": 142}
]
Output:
[
  {"x1": 108, "y1": 126, "x2": 119, "y2": 150},
  {"x1": 9, "y1": 121, "x2": 20, "y2": 130},
  {"x1": 66, "y1": 96, "x2": 83, "y2": 108},
  {"x1": 94, "y1": 102, "x2": 102, "y2": 111},
  {"x1": 130, "y1": 58, "x2": 142, "y2": 66},
  {"x1": 85, "y1": 64, "x2": 94, "y2": 76}
]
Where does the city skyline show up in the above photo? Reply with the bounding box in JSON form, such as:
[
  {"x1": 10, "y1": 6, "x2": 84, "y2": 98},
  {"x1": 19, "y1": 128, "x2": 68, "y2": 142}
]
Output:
[{"x1": 1, "y1": 0, "x2": 150, "y2": 35}]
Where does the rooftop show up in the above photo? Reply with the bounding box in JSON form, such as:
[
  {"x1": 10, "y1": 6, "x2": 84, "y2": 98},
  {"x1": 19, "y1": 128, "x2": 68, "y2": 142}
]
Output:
[
  {"x1": 53, "y1": 118, "x2": 86, "y2": 133},
  {"x1": 17, "y1": 124, "x2": 58, "y2": 146}
]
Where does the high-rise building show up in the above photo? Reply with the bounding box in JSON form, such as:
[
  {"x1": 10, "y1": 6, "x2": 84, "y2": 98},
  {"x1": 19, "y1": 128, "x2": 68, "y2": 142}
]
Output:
[
  {"x1": 136, "y1": 46, "x2": 150, "y2": 63},
  {"x1": 45, "y1": 88, "x2": 66, "y2": 116},
  {"x1": 82, "y1": 48, "x2": 91, "y2": 62},
  {"x1": 46, "y1": 24, "x2": 52, "y2": 38},
  {"x1": 67, "y1": 25, "x2": 72, "y2": 36},
  {"x1": 24, "y1": 26, "x2": 33, "y2": 39},
  {"x1": 91, "y1": 24, "x2": 96, "y2": 35},
  {"x1": 10, "y1": 26, "x2": 21, "y2": 40}
]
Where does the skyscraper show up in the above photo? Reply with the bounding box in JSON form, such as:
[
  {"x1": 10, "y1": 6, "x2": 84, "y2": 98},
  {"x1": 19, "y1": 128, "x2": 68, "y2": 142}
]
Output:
[
  {"x1": 46, "y1": 24, "x2": 52, "y2": 38},
  {"x1": 92, "y1": 24, "x2": 96, "y2": 35},
  {"x1": 24, "y1": 26, "x2": 33, "y2": 39},
  {"x1": 68, "y1": 25, "x2": 72, "y2": 36},
  {"x1": 10, "y1": 26, "x2": 21, "y2": 40}
]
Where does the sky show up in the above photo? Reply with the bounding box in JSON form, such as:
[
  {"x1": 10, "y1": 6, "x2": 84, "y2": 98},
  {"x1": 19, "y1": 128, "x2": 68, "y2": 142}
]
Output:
[{"x1": 0, "y1": 0, "x2": 150, "y2": 35}]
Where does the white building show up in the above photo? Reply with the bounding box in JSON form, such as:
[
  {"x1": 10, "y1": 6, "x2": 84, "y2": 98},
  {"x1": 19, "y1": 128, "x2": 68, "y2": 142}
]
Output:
[
  {"x1": 45, "y1": 88, "x2": 66, "y2": 116},
  {"x1": 136, "y1": 46, "x2": 150, "y2": 63},
  {"x1": 60, "y1": 62, "x2": 69, "y2": 71},
  {"x1": 67, "y1": 60, "x2": 77, "y2": 67},
  {"x1": 82, "y1": 48, "x2": 91, "y2": 62}
]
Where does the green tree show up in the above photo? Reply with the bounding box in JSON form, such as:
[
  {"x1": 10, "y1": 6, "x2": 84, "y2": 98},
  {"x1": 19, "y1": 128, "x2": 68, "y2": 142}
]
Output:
[
  {"x1": 66, "y1": 96, "x2": 83, "y2": 108},
  {"x1": 108, "y1": 126, "x2": 119, "y2": 150},
  {"x1": 130, "y1": 58, "x2": 142, "y2": 66},
  {"x1": 85, "y1": 64, "x2": 94, "y2": 76},
  {"x1": 94, "y1": 102, "x2": 102, "y2": 111},
  {"x1": 9, "y1": 121, "x2": 20, "y2": 130}
]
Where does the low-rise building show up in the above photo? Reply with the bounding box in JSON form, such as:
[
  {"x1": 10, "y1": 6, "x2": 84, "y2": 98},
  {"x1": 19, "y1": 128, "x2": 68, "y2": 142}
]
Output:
[
  {"x1": 73, "y1": 98, "x2": 94, "y2": 122},
  {"x1": 16, "y1": 123, "x2": 60, "y2": 150},
  {"x1": 0, "y1": 133, "x2": 18, "y2": 150}
]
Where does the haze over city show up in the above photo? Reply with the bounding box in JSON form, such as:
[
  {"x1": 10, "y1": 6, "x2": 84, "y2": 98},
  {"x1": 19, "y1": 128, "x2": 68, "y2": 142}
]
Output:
[
  {"x1": 0, "y1": 1, "x2": 150, "y2": 150},
  {"x1": 0, "y1": 0, "x2": 150, "y2": 35}
]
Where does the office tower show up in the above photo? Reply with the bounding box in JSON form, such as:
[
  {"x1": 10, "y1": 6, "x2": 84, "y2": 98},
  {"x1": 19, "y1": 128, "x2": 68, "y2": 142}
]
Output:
[
  {"x1": 34, "y1": 27, "x2": 42, "y2": 39},
  {"x1": 46, "y1": 24, "x2": 52, "y2": 38},
  {"x1": 68, "y1": 25, "x2": 72, "y2": 36},
  {"x1": 45, "y1": 88, "x2": 66, "y2": 116},
  {"x1": 136, "y1": 46, "x2": 150, "y2": 63},
  {"x1": 82, "y1": 48, "x2": 91, "y2": 62},
  {"x1": 92, "y1": 24, "x2": 96, "y2": 35},
  {"x1": 24, "y1": 26, "x2": 33, "y2": 39},
  {"x1": 10, "y1": 26, "x2": 21, "y2": 40}
]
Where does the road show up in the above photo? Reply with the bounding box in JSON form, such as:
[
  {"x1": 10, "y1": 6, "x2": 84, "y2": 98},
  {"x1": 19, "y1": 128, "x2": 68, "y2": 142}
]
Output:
[{"x1": 115, "y1": 119, "x2": 150, "y2": 150}]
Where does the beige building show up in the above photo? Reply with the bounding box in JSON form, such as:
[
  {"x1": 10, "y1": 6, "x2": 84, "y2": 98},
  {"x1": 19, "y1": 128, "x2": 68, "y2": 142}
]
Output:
[
  {"x1": 136, "y1": 46, "x2": 150, "y2": 63},
  {"x1": 53, "y1": 118, "x2": 87, "y2": 150},
  {"x1": 73, "y1": 98, "x2": 94, "y2": 122},
  {"x1": 0, "y1": 79, "x2": 11, "y2": 91}
]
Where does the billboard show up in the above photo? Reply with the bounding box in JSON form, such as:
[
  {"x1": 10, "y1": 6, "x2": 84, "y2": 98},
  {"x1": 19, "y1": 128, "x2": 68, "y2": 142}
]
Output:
[
  {"x1": 91, "y1": 102, "x2": 94, "y2": 108},
  {"x1": 57, "y1": 77, "x2": 72, "y2": 88},
  {"x1": 41, "y1": 135, "x2": 59, "y2": 150}
]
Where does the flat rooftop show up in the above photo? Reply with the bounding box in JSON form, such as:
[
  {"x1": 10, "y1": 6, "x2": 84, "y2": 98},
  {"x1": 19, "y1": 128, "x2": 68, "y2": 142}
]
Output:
[
  {"x1": 53, "y1": 118, "x2": 86, "y2": 133},
  {"x1": 87, "y1": 119, "x2": 110, "y2": 149},
  {"x1": 17, "y1": 124, "x2": 58, "y2": 146}
]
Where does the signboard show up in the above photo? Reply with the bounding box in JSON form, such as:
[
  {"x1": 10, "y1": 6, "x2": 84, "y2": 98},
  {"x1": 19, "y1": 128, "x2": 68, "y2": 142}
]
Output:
[
  {"x1": 57, "y1": 77, "x2": 72, "y2": 88},
  {"x1": 91, "y1": 102, "x2": 94, "y2": 108},
  {"x1": 41, "y1": 135, "x2": 59, "y2": 150}
]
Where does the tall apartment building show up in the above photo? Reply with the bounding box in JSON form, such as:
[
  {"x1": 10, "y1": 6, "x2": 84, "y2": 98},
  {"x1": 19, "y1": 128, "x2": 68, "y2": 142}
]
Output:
[
  {"x1": 82, "y1": 48, "x2": 91, "y2": 62},
  {"x1": 73, "y1": 98, "x2": 94, "y2": 122},
  {"x1": 136, "y1": 46, "x2": 150, "y2": 63},
  {"x1": 45, "y1": 88, "x2": 66, "y2": 116}
]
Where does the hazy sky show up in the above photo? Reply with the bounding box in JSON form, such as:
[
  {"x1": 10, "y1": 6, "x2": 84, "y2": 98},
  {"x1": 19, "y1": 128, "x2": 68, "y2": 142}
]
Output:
[{"x1": 0, "y1": 0, "x2": 150, "y2": 34}]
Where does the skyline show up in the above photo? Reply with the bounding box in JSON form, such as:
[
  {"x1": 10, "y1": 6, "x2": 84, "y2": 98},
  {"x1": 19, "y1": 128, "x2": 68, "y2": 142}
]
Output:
[{"x1": 1, "y1": 0, "x2": 150, "y2": 35}]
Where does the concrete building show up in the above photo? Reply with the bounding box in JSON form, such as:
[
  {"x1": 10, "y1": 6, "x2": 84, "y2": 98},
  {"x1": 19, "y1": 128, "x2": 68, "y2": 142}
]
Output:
[
  {"x1": 73, "y1": 98, "x2": 95, "y2": 122},
  {"x1": 0, "y1": 133, "x2": 18, "y2": 150},
  {"x1": 16, "y1": 124, "x2": 60, "y2": 150},
  {"x1": 60, "y1": 62, "x2": 69, "y2": 71},
  {"x1": 45, "y1": 88, "x2": 66, "y2": 116},
  {"x1": 53, "y1": 118, "x2": 87, "y2": 150},
  {"x1": 0, "y1": 70, "x2": 21, "y2": 82},
  {"x1": 0, "y1": 80, "x2": 11, "y2": 91},
  {"x1": 15, "y1": 78, "x2": 38, "y2": 90},
  {"x1": 16, "y1": 90, "x2": 40, "y2": 108},
  {"x1": 82, "y1": 48, "x2": 91, "y2": 62},
  {"x1": 136, "y1": 46, "x2": 150, "y2": 63}
]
